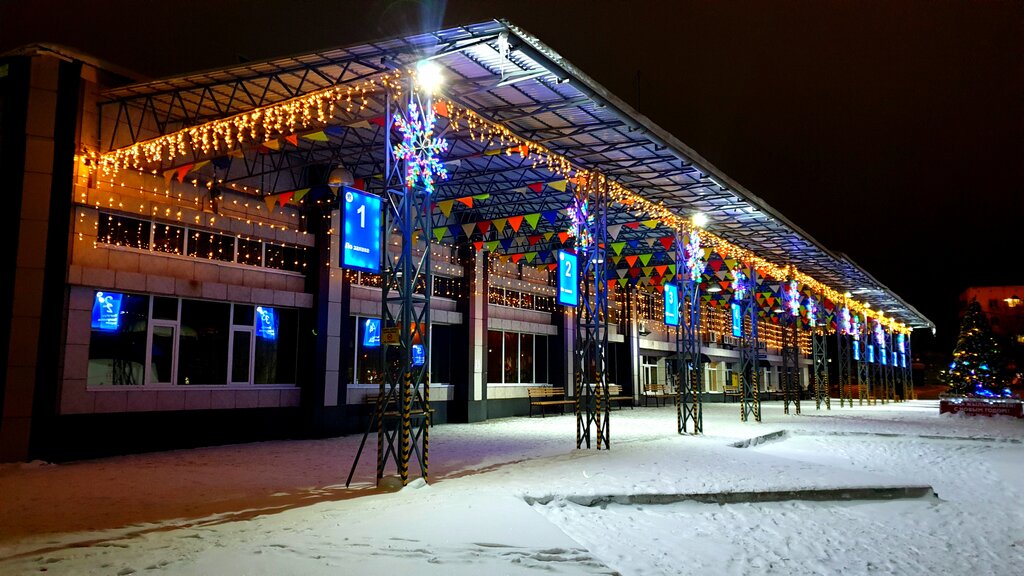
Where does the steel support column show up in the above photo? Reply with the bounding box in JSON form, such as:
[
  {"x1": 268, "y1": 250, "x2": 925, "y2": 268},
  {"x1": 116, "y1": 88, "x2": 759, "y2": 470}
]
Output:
[
  {"x1": 574, "y1": 177, "x2": 610, "y2": 449},
  {"x1": 837, "y1": 318, "x2": 853, "y2": 408},
  {"x1": 811, "y1": 304, "x2": 830, "y2": 411},
  {"x1": 782, "y1": 317, "x2": 801, "y2": 415},
  {"x1": 675, "y1": 228, "x2": 703, "y2": 434},
  {"x1": 905, "y1": 335, "x2": 915, "y2": 400},
  {"x1": 739, "y1": 267, "x2": 760, "y2": 422},
  {"x1": 856, "y1": 314, "x2": 870, "y2": 405}
]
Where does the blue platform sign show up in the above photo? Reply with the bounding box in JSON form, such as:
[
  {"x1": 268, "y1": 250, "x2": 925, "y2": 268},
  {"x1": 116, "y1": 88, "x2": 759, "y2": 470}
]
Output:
[
  {"x1": 868, "y1": 344, "x2": 875, "y2": 363},
  {"x1": 880, "y1": 348, "x2": 888, "y2": 366},
  {"x1": 557, "y1": 251, "x2": 578, "y2": 307},
  {"x1": 412, "y1": 343, "x2": 425, "y2": 367},
  {"x1": 362, "y1": 318, "x2": 381, "y2": 347},
  {"x1": 731, "y1": 302, "x2": 743, "y2": 338},
  {"x1": 853, "y1": 340, "x2": 861, "y2": 361},
  {"x1": 664, "y1": 284, "x2": 679, "y2": 326},
  {"x1": 341, "y1": 187, "x2": 381, "y2": 273},
  {"x1": 91, "y1": 291, "x2": 123, "y2": 331},
  {"x1": 897, "y1": 333, "x2": 905, "y2": 354}
]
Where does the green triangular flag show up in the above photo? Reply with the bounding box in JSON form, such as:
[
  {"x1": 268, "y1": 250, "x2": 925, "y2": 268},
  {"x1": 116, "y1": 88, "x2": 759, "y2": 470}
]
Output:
[
  {"x1": 433, "y1": 227, "x2": 447, "y2": 242},
  {"x1": 639, "y1": 253, "x2": 653, "y2": 266},
  {"x1": 524, "y1": 213, "x2": 542, "y2": 230},
  {"x1": 612, "y1": 242, "x2": 626, "y2": 255}
]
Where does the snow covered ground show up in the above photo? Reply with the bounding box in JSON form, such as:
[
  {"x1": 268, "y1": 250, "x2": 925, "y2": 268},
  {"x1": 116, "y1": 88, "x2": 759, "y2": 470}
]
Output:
[{"x1": 1, "y1": 400, "x2": 1022, "y2": 575}]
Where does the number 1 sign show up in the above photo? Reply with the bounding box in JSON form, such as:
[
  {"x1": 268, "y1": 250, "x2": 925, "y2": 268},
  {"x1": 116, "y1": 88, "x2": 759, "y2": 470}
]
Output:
[
  {"x1": 557, "y1": 251, "x2": 578, "y2": 307},
  {"x1": 341, "y1": 187, "x2": 382, "y2": 273}
]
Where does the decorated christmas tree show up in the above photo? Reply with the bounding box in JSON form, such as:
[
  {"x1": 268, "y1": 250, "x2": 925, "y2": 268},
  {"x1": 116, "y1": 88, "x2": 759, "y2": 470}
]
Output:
[{"x1": 946, "y1": 299, "x2": 1000, "y2": 395}]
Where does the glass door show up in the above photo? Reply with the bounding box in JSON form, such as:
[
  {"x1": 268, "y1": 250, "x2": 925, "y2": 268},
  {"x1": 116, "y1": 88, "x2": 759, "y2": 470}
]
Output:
[{"x1": 148, "y1": 322, "x2": 177, "y2": 385}]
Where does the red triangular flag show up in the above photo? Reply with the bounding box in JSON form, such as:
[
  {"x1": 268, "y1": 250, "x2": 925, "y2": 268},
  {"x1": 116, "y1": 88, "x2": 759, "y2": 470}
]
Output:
[
  {"x1": 176, "y1": 164, "x2": 194, "y2": 183},
  {"x1": 508, "y1": 215, "x2": 524, "y2": 232},
  {"x1": 527, "y1": 182, "x2": 543, "y2": 193},
  {"x1": 511, "y1": 253, "x2": 524, "y2": 264},
  {"x1": 433, "y1": 101, "x2": 450, "y2": 118},
  {"x1": 368, "y1": 116, "x2": 386, "y2": 127},
  {"x1": 625, "y1": 255, "x2": 638, "y2": 267},
  {"x1": 659, "y1": 236, "x2": 674, "y2": 251},
  {"x1": 279, "y1": 191, "x2": 295, "y2": 205},
  {"x1": 473, "y1": 241, "x2": 484, "y2": 251},
  {"x1": 456, "y1": 197, "x2": 474, "y2": 208},
  {"x1": 353, "y1": 178, "x2": 365, "y2": 191},
  {"x1": 284, "y1": 134, "x2": 298, "y2": 147},
  {"x1": 477, "y1": 220, "x2": 491, "y2": 235},
  {"x1": 528, "y1": 235, "x2": 541, "y2": 246},
  {"x1": 558, "y1": 232, "x2": 570, "y2": 244}
]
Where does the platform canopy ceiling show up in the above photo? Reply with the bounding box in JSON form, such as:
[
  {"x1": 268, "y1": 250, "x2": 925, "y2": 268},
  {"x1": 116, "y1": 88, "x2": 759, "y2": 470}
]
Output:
[{"x1": 97, "y1": 19, "x2": 933, "y2": 331}]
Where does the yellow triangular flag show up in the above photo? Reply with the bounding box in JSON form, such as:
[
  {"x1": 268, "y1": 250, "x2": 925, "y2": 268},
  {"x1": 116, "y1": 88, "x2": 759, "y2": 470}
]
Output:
[
  {"x1": 263, "y1": 194, "x2": 278, "y2": 212},
  {"x1": 303, "y1": 131, "x2": 330, "y2": 142},
  {"x1": 549, "y1": 180, "x2": 568, "y2": 192},
  {"x1": 493, "y1": 218, "x2": 507, "y2": 234},
  {"x1": 291, "y1": 188, "x2": 310, "y2": 203},
  {"x1": 438, "y1": 200, "x2": 455, "y2": 218}
]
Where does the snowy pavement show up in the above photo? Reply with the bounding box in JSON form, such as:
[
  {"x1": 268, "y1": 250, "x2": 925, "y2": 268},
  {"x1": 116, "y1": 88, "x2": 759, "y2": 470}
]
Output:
[{"x1": 1, "y1": 400, "x2": 1022, "y2": 575}]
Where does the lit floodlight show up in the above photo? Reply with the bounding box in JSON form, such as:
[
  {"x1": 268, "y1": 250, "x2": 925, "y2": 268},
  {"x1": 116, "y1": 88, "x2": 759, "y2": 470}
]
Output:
[
  {"x1": 416, "y1": 60, "x2": 444, "y2": 93},
  {"x1": 692, "y1": 212, "x2": 708, "y2": 228}
]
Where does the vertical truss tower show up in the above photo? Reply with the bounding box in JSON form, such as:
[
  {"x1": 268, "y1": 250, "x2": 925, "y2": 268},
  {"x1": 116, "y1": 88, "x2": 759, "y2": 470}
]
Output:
[
  {"x1": 574, "y1": 177, "x2": 610, "y2": 449},
  {"x1": 739, "y1": 267, "x2": 761, "y2": 422},
  {"x1": 675, "y1": 229, "x2": 703, "y2": 434}
]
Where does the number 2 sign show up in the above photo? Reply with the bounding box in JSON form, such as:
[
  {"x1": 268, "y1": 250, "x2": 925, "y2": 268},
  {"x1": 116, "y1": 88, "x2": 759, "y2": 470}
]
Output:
[{"x1": 557, "y1": 251, "x2": 578, "y2": 307}]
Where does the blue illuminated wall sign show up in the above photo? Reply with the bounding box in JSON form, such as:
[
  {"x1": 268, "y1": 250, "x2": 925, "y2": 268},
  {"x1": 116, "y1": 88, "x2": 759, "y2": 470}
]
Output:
[
  {"x1": 900, "y1": 353, "x2": 907, "y2": 368},
  {"x1": 91, "y1": 291, "x2": 123, "y2": 331},
  {"x1": 412, "y1": 344, "x2": 425, "y2": 366},
  {"x1": 256, "y1": 306, "x2": 277, "y2": 340},
  {"x1": 880, "y1": 348, "x2": 888, "y2": 366},
  {"x1": 731, "y1": 302, "x2": 743, "y2": 338},
  {"x1": 853, "y1": 341, "x2": 860, "y2": 361},
  {"x1": 664, "y1": 284, "x2": 679, "y2": 326},
  {"x1": 868, "y1": 344, "x2": 875, "y2": 363},
  {"x1": 341, "y1": 187, "x2": 382, "y2": 273},
  {"x1": 897, "y1": 334, "x2": 905, "y2": 354},
  {"x1": 557, "y1": 251, "x2": 578, "y2": 307},
  {"x1": 363, "y1": 318, "x2": 381, "y2": 347}
]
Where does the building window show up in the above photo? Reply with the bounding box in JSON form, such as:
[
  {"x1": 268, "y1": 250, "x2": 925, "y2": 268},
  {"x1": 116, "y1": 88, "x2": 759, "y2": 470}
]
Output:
[
  {"x1": 87, "y1": 292, "x2": 150, "y2": 385},
  {"x1": 86, "y1": 290, "x2": 299, "y2": 387},
  {"x1": 355, "y1": 317, "x2": 384, "y2": 384},
  {"x1": 236, "y1": 239, "x2": 263, "y2": 267},
  {"x1": 486, "y1": 330, "x2": 548, "y2": 384},
  {"x1": 188, "y1": 230, "x2": 235, "y2": 263},
  {"x1": 265, "y1": 243, "x2": 307, "y2": 273},
  {"x1": 97, "y1": 213, "x2": 151, "y2": 250},
  {"x1": 152, "y1": 223, "x2": 185, "y2": 255}
]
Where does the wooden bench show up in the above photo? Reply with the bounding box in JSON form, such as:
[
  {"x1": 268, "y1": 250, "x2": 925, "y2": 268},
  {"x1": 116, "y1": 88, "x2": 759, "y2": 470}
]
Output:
[
  {"x1": 642, "y1": 383, "x2": 674, "y2": 407},
  {"x1": 527, "y1": 386, "x2": 574, "y2": 417},
  {"x1": 596, "y1": 384, "x2": 633, "y2": 410}
]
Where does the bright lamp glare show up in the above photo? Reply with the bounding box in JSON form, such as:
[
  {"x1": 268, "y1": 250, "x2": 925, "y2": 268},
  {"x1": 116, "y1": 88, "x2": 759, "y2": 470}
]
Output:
[
  {"x1": 692, "y1": 213, "x2": 708, "y2": 228},
  {"x1": 416, "y1": 60, "x2": 444, "y2": 93}
]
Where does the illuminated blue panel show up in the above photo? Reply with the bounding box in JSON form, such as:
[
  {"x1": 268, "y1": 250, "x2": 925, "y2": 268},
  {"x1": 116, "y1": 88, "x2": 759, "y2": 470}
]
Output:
[
  {"x1": 256, "y1": 306, "x2": 277, "y2": 340},
  {"x1": 341, "y1": 187, "x2": 382, "y2": 273},
  {"x1": 664, "y1": 284, "x2": 679, "y2": 326},
  {"x1": 881, "y1": 348, "x2": 888, "y2": 366},
  {"x1": 731, "y1": 302, "x2": 743, "y2": 338},
  {"x1": 412, "y1": 344, "x2": 425, "y2": 366},
  {"x1": 557, "y1": 251, "x2": 578, "y2": 307},
  {"x1": 362, "y1": 318, "x2": 381, "y2": 348},
  {"x1": 897, "y1": 334, "x2": 905, "y2": 353},
  {"x1": 91, "y1": 291, "x2": 123, "y2": 331},
  {"x1": 853, "y1": 341, "x2": 860, "y2": 361},
  {"x1": 868, "y1": 344, "x2": 875, "y2": 363},
  {"x1": 901, "y1": 353, "x2": 907, "y2": 368}
]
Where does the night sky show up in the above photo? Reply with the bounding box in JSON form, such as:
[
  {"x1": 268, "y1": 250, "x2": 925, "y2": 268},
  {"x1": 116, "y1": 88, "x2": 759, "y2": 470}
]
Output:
[{"x1": 2, "y1": 1, "x2": 1021, "y2": 355}]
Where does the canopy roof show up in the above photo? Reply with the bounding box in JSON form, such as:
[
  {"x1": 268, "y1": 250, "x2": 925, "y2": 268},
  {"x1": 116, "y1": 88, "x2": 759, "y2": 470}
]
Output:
[{"x1": 97, "y1": 19, "x2": 933, "y2": 332}]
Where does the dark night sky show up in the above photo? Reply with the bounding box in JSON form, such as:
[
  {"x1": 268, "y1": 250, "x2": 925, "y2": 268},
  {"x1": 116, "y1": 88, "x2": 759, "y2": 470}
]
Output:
[{"x1": 2, "y1": 0, "x2": 1021, "y2": 354}]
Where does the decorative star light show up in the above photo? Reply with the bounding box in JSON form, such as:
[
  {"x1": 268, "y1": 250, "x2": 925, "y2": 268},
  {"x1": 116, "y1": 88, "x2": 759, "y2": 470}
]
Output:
[
  {"x1": 785, "y1": 280, "x2": 800, "y2": 316},
  {"x1": 685, "y1": 231, "x2": 705, "y2": 281},
  {"x1": 839, "y1": 306, "x2": 852, "y2": 334},
  {"x1": 732, "y1": 267, "x2": 748, "y2": 301},
  {"x1": 392, "y1": 101, "x2": 448, "y2": 194},
  {"x1": 874, "y1": 320, "x2": 885, "y2": 348}
]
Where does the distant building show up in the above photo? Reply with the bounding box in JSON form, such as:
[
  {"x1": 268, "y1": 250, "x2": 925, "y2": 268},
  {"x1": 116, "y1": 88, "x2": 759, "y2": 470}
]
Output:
[{"x1": 960, "y1": 286, "x2": 1024, "y2": 379}]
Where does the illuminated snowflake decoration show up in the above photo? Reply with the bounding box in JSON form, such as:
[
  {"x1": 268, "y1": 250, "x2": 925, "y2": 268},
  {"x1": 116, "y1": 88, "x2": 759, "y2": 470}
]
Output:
[
  {"x1": 784, "y1": 280, "x2": 800, "y2": 316},
  {"x1": 732, "y1": 267, "x2": 748, "y2": 301},
  {"x1": 873, "y1": 320, "x2": 885, "y2": 348},
  {"x1": 392, "y1": 101, "x2": 448, "y2": 194},
  {"x1": 839, "y1": 306, "x2": 852, "y2": 334},
  {"x1": 851, "y1": 314, "x2": 861, "y2": 340},
  {"x1": 807, "y1": 295, "x2": 818, "y2": 327},
  {"x1": 685, "y1": 231, "x2": 705, "y2": 281},
  {"x1": 566, "y1": 197, "x2": 593, "y2": 253}
]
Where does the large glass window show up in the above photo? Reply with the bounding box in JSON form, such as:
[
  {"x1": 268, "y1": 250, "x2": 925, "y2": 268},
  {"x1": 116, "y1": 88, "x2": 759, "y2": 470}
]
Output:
[
  {"x1": 178, "y1": 300, "x2": 230, "y2": 384},
  {"x1": 152, "y1": 223, "x2": 185, "y2": 255},
  {"x1": 356, "y1": 317, "x2": 384, "y2": 384},
  {"x1": 255, "y1": 307, "x2": 298, "y2": 384},
  {"x1": 503, "y1": 331, "x2": 519, "y2": 383},
  {"x1": 236, "y1": 239, "x2": 263, "y2": 267},
  {"x1": 188, "y1": 230, "x2": 235, "y2": 262},
  {"x1": 487, "y1": 330, "x2": 503, "y2": 384},
  {"x1": 87, "y1": 292, "x2": 149, "y2": 385},
  {"x1": 264, "y1": 244, "x2": 307, "y2": 273},
  {"x1": 97, "y1": 213, "x2": 150, "y2": 250},
  {"x1": 519, "y1": 333, "x2": 534, "y2": 384}
]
